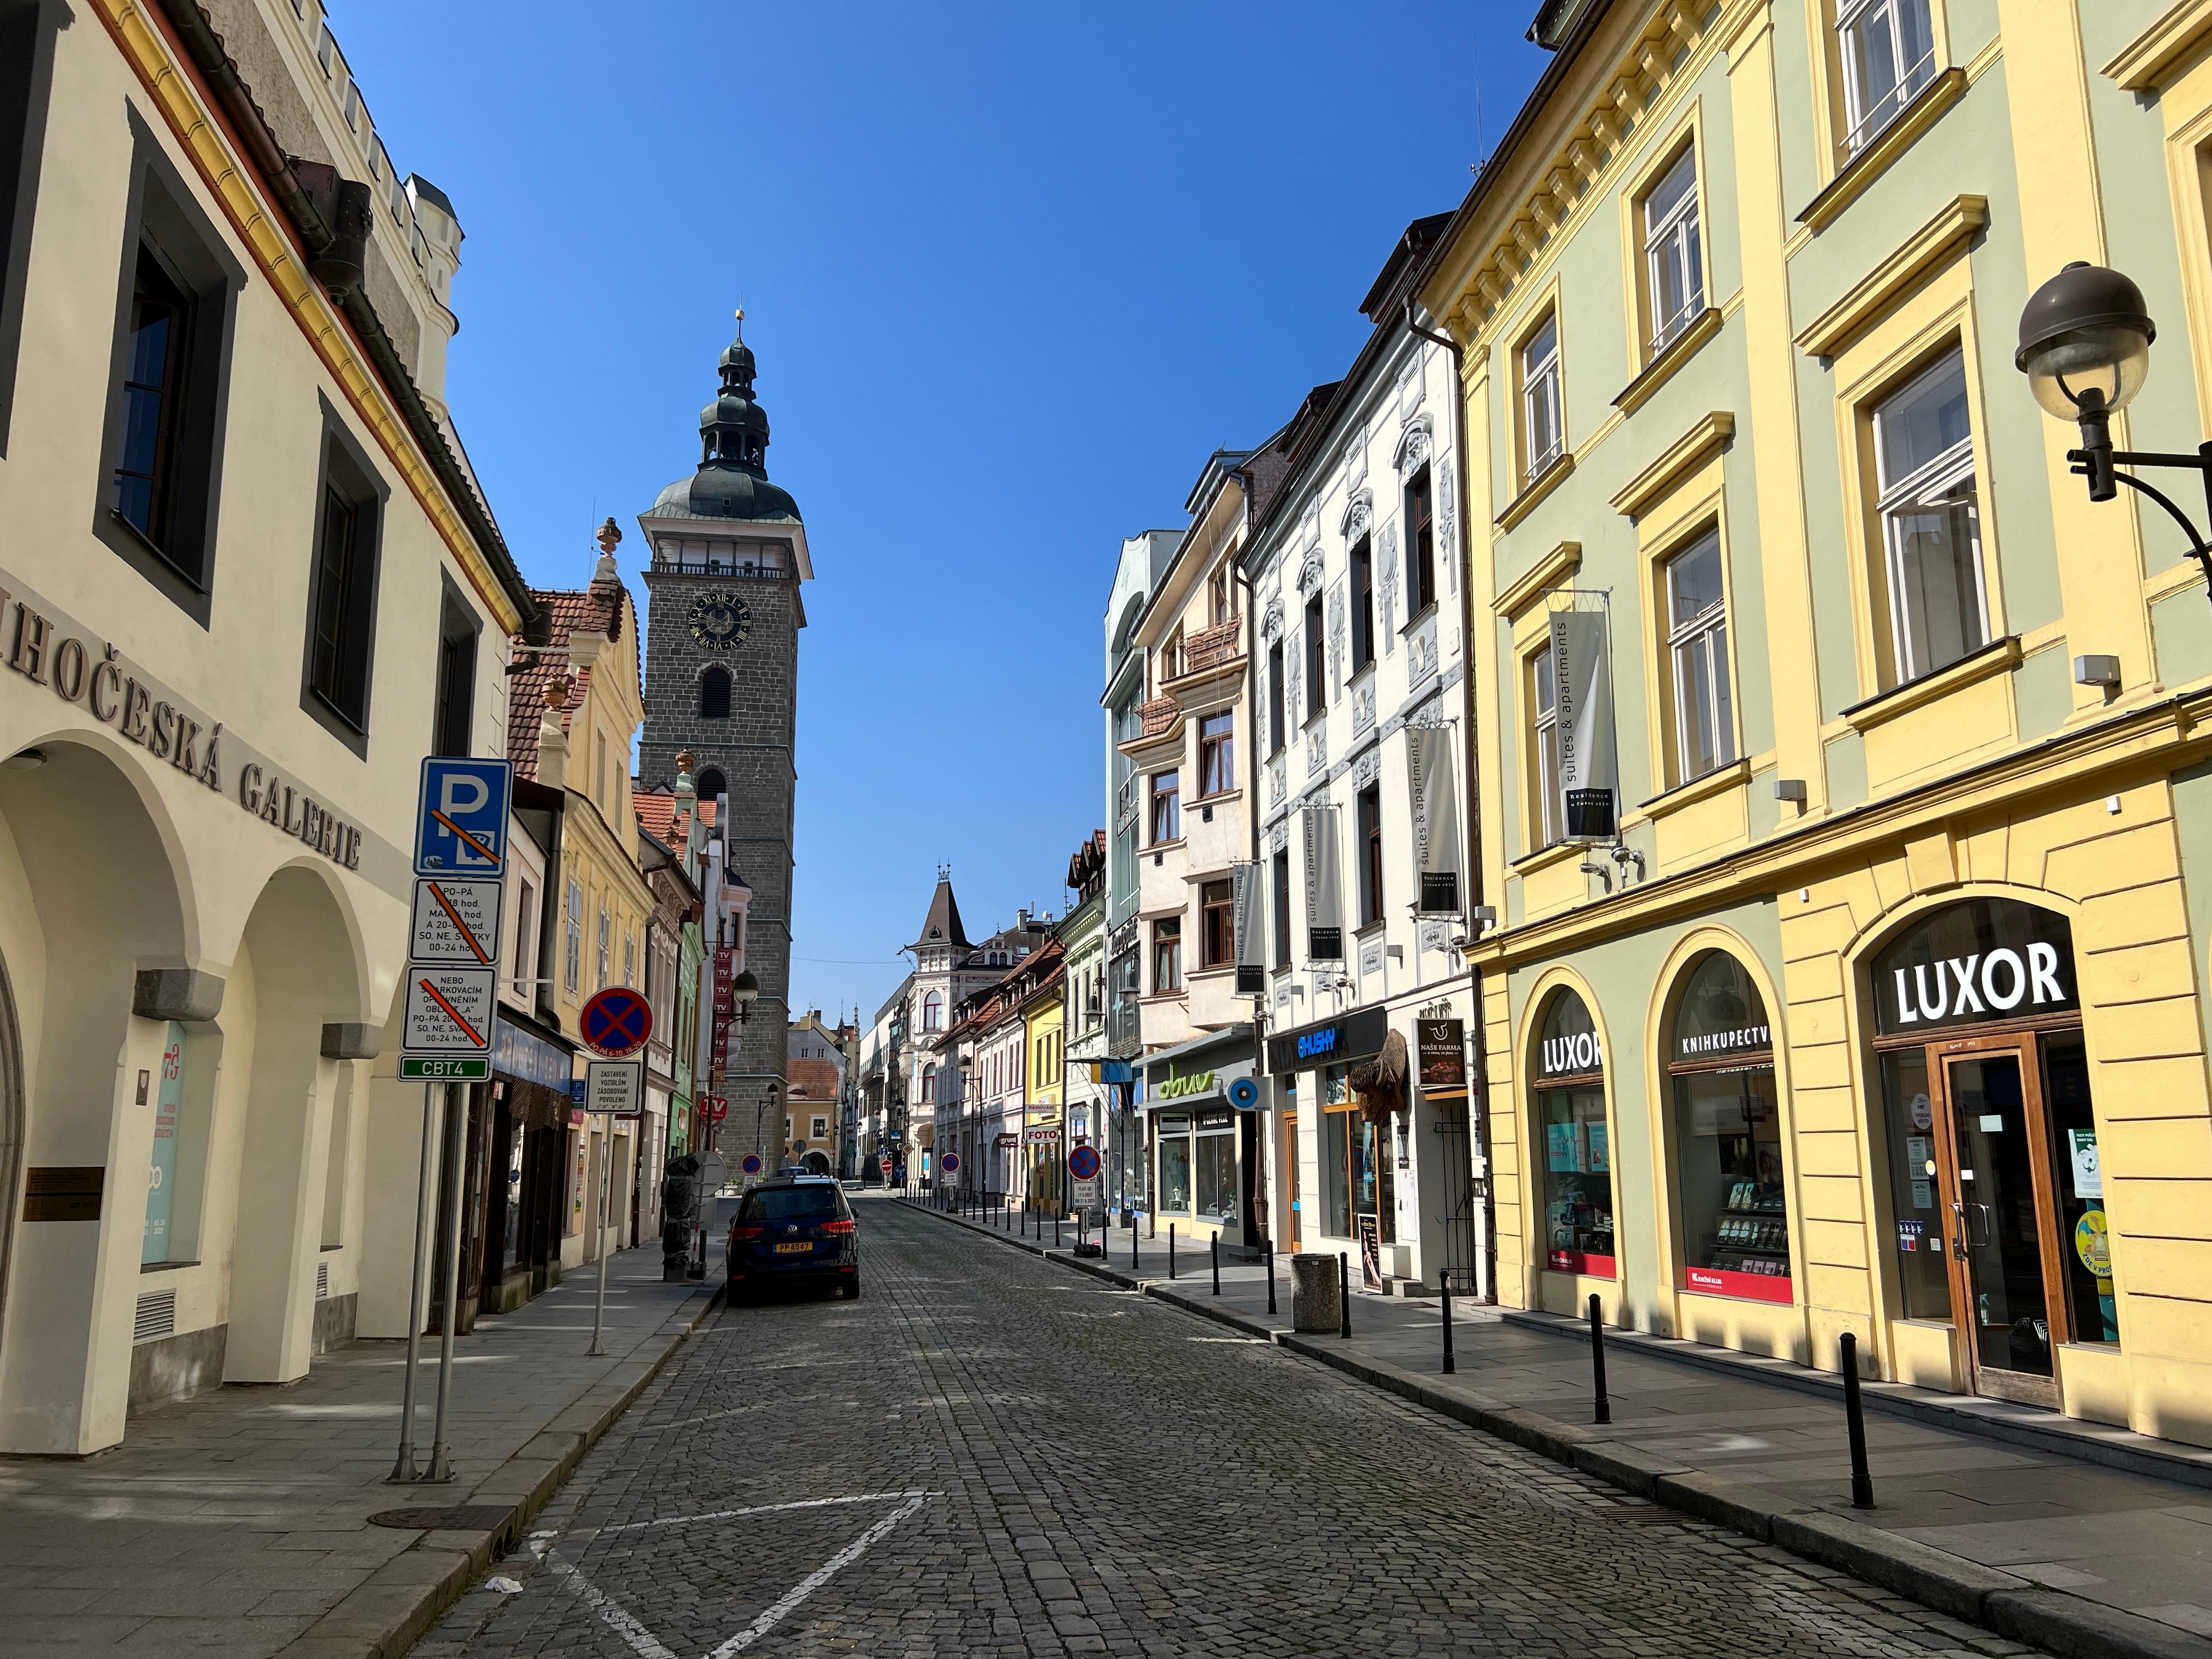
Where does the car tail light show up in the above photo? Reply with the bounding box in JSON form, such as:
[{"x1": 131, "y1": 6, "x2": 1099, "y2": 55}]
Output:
[
  {"x1": 819, "y1": 1217, "x2": 855, "y2": 1235},
  {"x1": 732, "y1": 1224, "x2": 765, "y2": 1242}
]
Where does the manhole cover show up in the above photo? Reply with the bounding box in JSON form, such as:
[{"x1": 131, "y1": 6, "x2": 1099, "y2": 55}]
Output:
[
  {"x1": 1600, "y1": 1504, "x2": 1688, "y2": 1523},
  {"x1": 368, "y1": 1504, "x2": 516, "y2": 1532}
]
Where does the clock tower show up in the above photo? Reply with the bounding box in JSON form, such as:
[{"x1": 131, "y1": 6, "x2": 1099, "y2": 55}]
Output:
[{"x1": 637, "y1": 314, "x2": 811, "y2": 1118}]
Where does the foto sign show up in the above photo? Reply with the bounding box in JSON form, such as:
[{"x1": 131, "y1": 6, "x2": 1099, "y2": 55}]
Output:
[
  {"x1": 413, "y1": 757, "x2": 511, "y2": 876},
  {"x1": 584, "y1": 1060, "x2": 644, "y2": 1119},
  {"x1": 409, "y1": 877, "x2": 503, "y2": 967}
]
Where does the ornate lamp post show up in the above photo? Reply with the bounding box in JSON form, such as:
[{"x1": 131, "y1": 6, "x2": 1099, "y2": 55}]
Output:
[{"x1": 2016, "y1": 261, "x2": 2212, "y2": 607}]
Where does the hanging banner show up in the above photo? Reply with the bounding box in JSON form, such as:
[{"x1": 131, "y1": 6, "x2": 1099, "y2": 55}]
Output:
[
  {"x1": 1303, "y1": 805, "x2": 1342, "y2": 960},
  {"x1": 713, "y1": 947, "x2": 736, "y2": 1018},
  {"x1": 1407, "y1": 725, "x2": 1462, "y2": 913},
  {"x1": 1550, "y1": 608, "x2": 1618, "y2": 841},
  {"x1": 1232, "y1": 860, "x2": 1265, "y2": 995}
]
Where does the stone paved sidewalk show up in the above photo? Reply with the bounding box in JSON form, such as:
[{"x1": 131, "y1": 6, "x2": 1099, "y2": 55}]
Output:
[
  {"x1": 0, "y1": 1223, "x2": 727, "y2": 1657},
  {"x1": 905, "y1": 1194, "x2": 2212, "y2": 1659}
]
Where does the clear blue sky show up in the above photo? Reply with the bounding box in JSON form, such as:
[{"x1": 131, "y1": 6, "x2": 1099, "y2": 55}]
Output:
[{"x1": 335, "y1": 3, "x2": 1549, "y2": 1024}]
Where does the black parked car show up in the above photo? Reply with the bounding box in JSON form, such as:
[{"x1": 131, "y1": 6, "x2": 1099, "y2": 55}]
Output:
[{"x1": 727, "y1": 1175, "x2": 859, "y2": 1301}]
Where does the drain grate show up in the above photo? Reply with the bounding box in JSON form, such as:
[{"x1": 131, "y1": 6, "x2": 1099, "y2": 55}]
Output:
[
  {"x1": 368, "y1": 1505, "x2": 517, "y2": 1532},
  {"x1": 1599, "y1": 1504, "x2": 1689, "y2": 1524}
]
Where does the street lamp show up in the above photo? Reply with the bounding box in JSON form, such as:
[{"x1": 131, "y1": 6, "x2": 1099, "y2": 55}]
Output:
[
  {"x1": 731, "y1": 968, "x2": 760, "y2": 1024},
  {"x1": 2016, "y1": 262, "x2": 2212, "y2": 606}
]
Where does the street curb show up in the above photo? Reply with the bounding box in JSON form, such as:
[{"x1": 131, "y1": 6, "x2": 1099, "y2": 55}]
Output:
[
  {"x1": 894, "y1": 1196, "x2": 2212, "y2": 1659},
  {"x1": 275, "y1": 1277, "x2": 726, "y2": 1659}
]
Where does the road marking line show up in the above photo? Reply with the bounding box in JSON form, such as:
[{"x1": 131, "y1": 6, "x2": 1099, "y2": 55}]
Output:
[
  {"x1": 546, "y1": 1551, "x2": 678, "y2": 1659},
  {"x1": 600, "y1": 1490, "x2": 933, "y2": 1533},
  {"x1": 704, "y1": 1491, "x2": 930, "y2": 1658}
]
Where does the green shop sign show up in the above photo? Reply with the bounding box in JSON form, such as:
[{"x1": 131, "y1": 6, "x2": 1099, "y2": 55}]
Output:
[{"x1": 1154, "y1": 1070, "x2": 1216, "y2": 1100}]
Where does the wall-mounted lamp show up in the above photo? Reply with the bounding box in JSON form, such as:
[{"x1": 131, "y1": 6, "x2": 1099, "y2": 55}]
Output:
[
  {"x1": 1774, "y1": 778, "x2": 1808, "y2": 804},
  {"x1": 1470, "y1": 905, "x2": 1497, "y2": 930},
  {"x1": 1385, "y1": 944, "x2": 1404, "y2": 963}
]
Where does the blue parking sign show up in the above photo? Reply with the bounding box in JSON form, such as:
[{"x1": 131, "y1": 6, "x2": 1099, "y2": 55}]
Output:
[{"x1": 414, "y1": 758, "x2": 512, "y2": 876}]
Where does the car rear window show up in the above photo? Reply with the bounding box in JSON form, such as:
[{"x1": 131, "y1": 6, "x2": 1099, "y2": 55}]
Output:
[{"x1": 744, "y1": 1186, "x2": 843, "y2": 1222}]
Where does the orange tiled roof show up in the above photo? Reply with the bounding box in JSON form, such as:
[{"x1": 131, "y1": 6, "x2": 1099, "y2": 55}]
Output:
[{"x1": 507, "y1": 585, "x2": 628, "y2": 780}]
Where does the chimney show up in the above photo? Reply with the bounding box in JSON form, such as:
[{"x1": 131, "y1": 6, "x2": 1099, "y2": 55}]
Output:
[{"x1": 536, "y1": 675, "x2": 571, "y2": 788}]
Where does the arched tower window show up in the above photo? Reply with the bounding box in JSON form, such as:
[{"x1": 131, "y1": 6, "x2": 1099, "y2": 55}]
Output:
[
  {"x1": 922, "y1": 1063, "x2": 937, "y2": 1104},
  {"x1": 696, "y1": 766, "x2": 726, "y2": 803},
  {"x1": 923, "y1": 990, "x2": 943, "y2": 1031},
  {"x1": 699, "y1": 666, "x2": 732, "y2": 719}
]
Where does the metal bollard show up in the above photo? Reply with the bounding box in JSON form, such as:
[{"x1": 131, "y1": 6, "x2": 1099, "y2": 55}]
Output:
[
  {"x1": 1339, "y1": 1252, "x2": 1351, "y2": 1338},
  {"x1": 1054, "y1": 1213, "x2": 1061, "y2": 1250},
  {"x1": 1841, "y1": 1331, "x2": 1875, "y2": 1508},
  {"x1": 1441, "y1": 1273, "x2": 1455, "y2": 1375},
  {"x1": 1265, "y1": 1240, "x2": 1277, "y2": 1316},
  {"x1": 1211, "y1": 1233, "x2": 1221, "y2": 1296},
  {"x1": 1131, "y1": 1221, "x2": 1138, "y2": 1272},
  {"x1": 1589, "y1": 1293, "x2": 1610, "y2": 1425},
  {"x1": 1169, "y1": 1224, "x2": 1177, "y2": 1279}
]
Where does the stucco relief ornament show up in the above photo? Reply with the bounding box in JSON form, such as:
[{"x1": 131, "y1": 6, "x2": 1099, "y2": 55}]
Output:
[
  {"x1": 1378, "y1": 523, "x2": 1400, "y2": 646},
  {"x1": 1394, "y1": 414, "x2": 1434, "y2": 474},
  {"x1": 1353, "y1": 681, "x2": 1377, "y2": 735},
  {"x1": 1327, "y1": 589, "x2": 1346, "y2": 683},
  {"x1": 1297, "y1": 548, "x2": 1325, "y2": 596},
  {"x1": 1268, "y1": 757, "x2": 1285, "y2": 807},
  {"x1": 1269, "y1": 819, "x2": 1289, "y2": 855},
  {"x1": 1340, "y1": 489, "x2": 1373, "y2": 541},
  {"x1": 1438, "y1": 464, "x2": 1455, "y2": 541},
  {"x1": 1260, "y1": 597, "x2": 1284, "y2": 643},
  {"x1": 1410, "y1": 627, "x2": 1437, "y2": 686},
  {"x1": 1354, "y1": 748, "x2": 1380, "y2": 790},
  {"x1": 1308, "y1": 721, "x2": 1328, "y2": 775}
]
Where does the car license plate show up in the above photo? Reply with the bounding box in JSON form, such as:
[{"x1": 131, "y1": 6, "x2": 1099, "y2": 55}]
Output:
[{"x1": 774, "y1": 1242, "x2": 812, "y2": 1254}]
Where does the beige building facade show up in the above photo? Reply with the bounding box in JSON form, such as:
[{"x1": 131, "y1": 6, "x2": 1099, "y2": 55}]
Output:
[{"x1": 0, "y1": 0, "x2": 535, "y2": 1451}]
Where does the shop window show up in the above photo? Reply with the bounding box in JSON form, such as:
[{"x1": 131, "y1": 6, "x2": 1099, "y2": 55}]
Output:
[
  {"x1": 2042, "y1": 1035, "x2": 2117, "y2": 1345},
  {"x1": 1640, "y1": 145, "x2": 1705, "y2": 357},
  {"x1": 96, "y1": 116, "x2": 244, "y2": 623},
  {"x1": 1149, "y1": 769, "x2": 1180, "y2": 844},
  {"x1": 1267, "y1": 639, "x2": 1286, "y2": 757},
  {"x1": 142, "y1": 1022, "x2": 189, "y2": 1266},
  {"x1": 1528, "y1": 642, "x2": 1562, "y2": 848},
  {"x1": 699, "y1": 665, "x2": 731, "y2": 719},
  {"x1": 1199, "y1": 712, "x2": 1233, "y2": 797},
  {"x1": 1406, "y1": 467, "x2": 1437, "y2": 617},
  {"x1": 1532, "y1": 987, "x2": 1614, "y2": 1276},
  {"x1": 1667, "y1": 952, "x2": 1788, "y2": 1302},
  {"x1": 1151, "y1": 916, "x2": 1181, "y2": 994},
  {"x1": 1271, "y1": 845, "x2": 1291, "y2": 969},
  {"x1": 1195, "y1": 1111, "x2": 1239, "y2": 1224},
  {"x1": 1319, "y1": 1068, "x2": 1393, "y2": 1244},
  {"x1": 1838, "y1": 0, "x2": 1937, "y2": 155},
  {"x1": 1322, "y1": 1079, "x2": 1353, "y2": 1238},
  {"x1": 1872, "y1": 347, "x2": 1985, "y2": 685},
  {"x1": 1520, "y1": 312, "x2": 1564, "y2": 483},
  {"x1": 1351, "y1": 537, "x2": 1375, "y2": 670},
  {"x1": 431, "y1": 585, "x2": 479, "y2": 757},
  {"x1": 1356, "y1": 784, "x2": 1384, "y2": 927},
  {"x1": 1200, "y1": 879, "x2": 1232, "y2": 968},
  {"x1": 0, "y1": 0, "x2": 65, "y2": 458},
  {"x1": 1306, "y1": 591, "x2": 1326, "y2": 716},
  {"x1": 1663, "y1": 528, "x2": 1734, "y2": 785},
  {"x1": 1157, "y1": 1113, "x2": 1192, "y2": 1214}
]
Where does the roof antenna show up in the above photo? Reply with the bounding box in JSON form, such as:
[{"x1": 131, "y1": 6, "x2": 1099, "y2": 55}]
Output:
[{"x1": 1472, "y1": 60, "x2": 1488, "y2": 174}]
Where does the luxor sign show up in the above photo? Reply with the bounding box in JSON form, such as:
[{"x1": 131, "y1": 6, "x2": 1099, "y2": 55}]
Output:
[{"x1": 1871, "y1": 899, "x2": 2079, "y2": 1037}]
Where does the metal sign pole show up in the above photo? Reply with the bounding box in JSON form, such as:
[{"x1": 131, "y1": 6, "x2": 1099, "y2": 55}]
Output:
[
  {"x1": 387, "y1": 1083, "x2": 436, "y2": 1483},
  {"x1": 589, "y1": 1116, "x2": 612, "y2": 1356},
  {"x1": 425, "y1": 1081, "x2": 469, "y2": 1482}
]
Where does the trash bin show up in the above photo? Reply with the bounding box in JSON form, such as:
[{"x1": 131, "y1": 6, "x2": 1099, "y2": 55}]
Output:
[{"x1": 1291, "y1": 1252, "x2": 1340, "y2": 1334}]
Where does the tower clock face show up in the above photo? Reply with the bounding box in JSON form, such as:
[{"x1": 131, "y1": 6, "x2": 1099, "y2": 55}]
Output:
[{"x1": 686, "y1": 589, "x2": 751, "y2": 653}]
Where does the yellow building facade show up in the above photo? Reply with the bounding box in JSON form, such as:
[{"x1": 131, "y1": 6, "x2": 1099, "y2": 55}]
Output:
[
  {"x1": 1421, "y1": 0, "x2": 2212, "y2": 1444},
  {"x1": 1021, "y1": 946, "x2": 1066, "y2": 1207}
]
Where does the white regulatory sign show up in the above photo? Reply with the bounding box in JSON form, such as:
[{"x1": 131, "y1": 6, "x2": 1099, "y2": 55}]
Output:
[
  {"x1": 1071, "y1": 1176, "x2": 1102, "y2": 1210},
  {"x1": 584, "y1": 1059, "x2": 644, "y2": 1119},
  {"x1": 400, "y1": 967, "x2": 497, "y2": 1056},
  {"x1": 408, "y1": 878, "x2": 505, "y2": 968}
]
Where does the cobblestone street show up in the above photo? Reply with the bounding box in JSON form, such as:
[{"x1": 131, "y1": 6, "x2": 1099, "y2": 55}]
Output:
[{"x1": 419, "y1": 1197, "x2": 2044, "y2": 1659}]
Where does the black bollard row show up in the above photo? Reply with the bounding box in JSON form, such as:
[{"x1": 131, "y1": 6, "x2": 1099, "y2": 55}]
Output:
[
  {"x1": 1842, "y1": 1331, "x2": 1875, "y2": 1508},
  {"x1": 1588, "y1": 1293, "x2": 1610, "y2": 1425}
]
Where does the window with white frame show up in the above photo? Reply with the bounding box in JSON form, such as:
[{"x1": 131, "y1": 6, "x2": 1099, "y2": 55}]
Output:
[
  {"x1": 564, "y1": 879, "x2": 582, "y2": 991},
  {"x1": 1838, "y1": 0, "x2": 1936, "y2": 156},
  {"x1": 1531, "y1": 644, "x2": 1562, "y2": 848},
  {"x1": 1664, "y1": 529, "x2": 1735, "y2": 785},
  {"x1": 1643, "y1": 147, "x2": 1705, "y2": 355},
  {"x1": 1873, "y1": 348, "x2": 1986, "y2": 684},
  {"x1": 1522, "y1": 313, "x2": 1563, "y2": 480}
]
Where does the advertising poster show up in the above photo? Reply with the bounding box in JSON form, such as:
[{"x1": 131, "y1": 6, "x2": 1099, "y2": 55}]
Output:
[
  {"x1": 1549, "y1": 607, "x2": 1618, "y2": 841},
  {"x1": 1406, "y1": 725, "x2": 1462, "y2": 913},
  {"x1": 1303, "y1": 805, "x2": 1343, "y2": 960},
  {"x1": 1546, "y1": 1121, "x2": 1581, "y2": 1173},
  {"x1": 142, "y1": 1023, "x2": 184, "y2": 1265}
]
